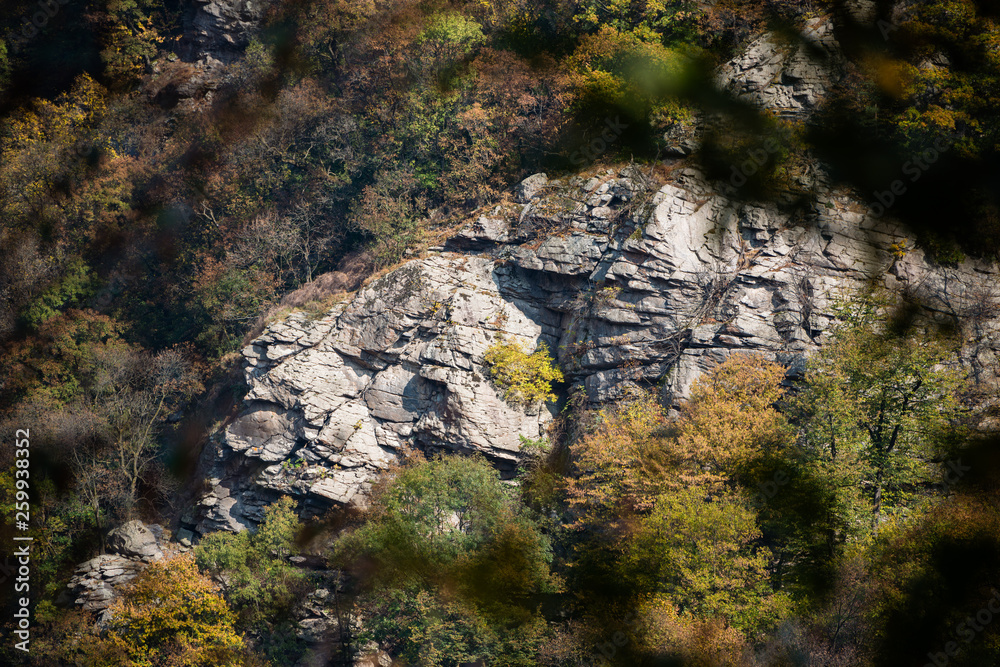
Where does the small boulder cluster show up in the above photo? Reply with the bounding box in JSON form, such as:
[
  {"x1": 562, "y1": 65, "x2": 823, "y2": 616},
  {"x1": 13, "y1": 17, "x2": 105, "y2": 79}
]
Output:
[{"x1": 61, "y1": 521, "x2": 166, "y2": 615}]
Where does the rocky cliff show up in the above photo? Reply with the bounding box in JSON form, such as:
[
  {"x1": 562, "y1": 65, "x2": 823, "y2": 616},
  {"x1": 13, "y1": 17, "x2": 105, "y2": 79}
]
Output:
[
  {"x1": 171, "y1": 11, "x2": 1000, "y2": 536},
  {"x1": 187, "y1": 161, "x2": 1000, "y2": 535},
  {"x1": 717, "y1": 15, "x2": 843, "y2": 118}
]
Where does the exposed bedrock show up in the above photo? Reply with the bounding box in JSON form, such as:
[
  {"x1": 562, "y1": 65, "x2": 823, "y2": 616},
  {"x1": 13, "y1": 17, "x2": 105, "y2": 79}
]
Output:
[{"x1": 189, "y1": 166, "x2": 1000, "y2": 534}]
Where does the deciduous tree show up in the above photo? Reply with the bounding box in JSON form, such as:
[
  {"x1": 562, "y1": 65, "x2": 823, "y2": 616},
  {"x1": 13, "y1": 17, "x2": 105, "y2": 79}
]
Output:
[
  {"x1": 333, "y1": 455, "x2": 554, "y2": 663},
  {"x1": 795, "y1": 289, "x2": 967, "y2": 526},
  {"x1": 77, "y1": 554, "x2": 246, "y2": 667},
  {"x1": 622, "y1": 486, "x2": 791, "y2": 636},
  {"x1": 195, "y1": 496, "x2": 306, "y2": 630}
]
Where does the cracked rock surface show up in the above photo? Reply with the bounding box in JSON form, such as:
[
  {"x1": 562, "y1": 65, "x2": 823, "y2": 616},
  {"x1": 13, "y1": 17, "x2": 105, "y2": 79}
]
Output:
[
  {"x1": 717, "y1": 16, "x2": 845, "y2": 117},
  {"x1": 63, "y1": 555, "x2": 145, "y2": 613},
  {"x1": 190, "y1": 165, "x2": 1000, "y2": 534},
  {"x1": 178, "y1": 0, "x2": 277, "y2": 63},
  {"x1": 193, "y1": 253, "x2": 558, "y2": 533}
]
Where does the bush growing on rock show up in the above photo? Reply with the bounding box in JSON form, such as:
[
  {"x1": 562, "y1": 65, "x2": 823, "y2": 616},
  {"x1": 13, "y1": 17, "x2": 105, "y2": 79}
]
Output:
[
  {"x1": 195, "y1": 496, "x2": 309, "y2": 663},
  {"x1": 74, "y1": 554, "x2": 246, "y2": 667},
  {"x1": 483, "y1": 337, "x2": 563, "y2": 406},
  {"x1": 195, "y1": 496, "x2": 306, "y2": 630}
]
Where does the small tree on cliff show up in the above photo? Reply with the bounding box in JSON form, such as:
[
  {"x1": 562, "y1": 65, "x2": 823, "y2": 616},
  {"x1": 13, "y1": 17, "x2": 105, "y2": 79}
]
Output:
[
  {"x1": 484, "y1": 337, "x2": 563, "y2": 406},
  {"x1": 331, "y1": 455, "x2": 554, "y2": 664},
  {"x1": 195, "y1": 496, "x2": 306, "y2": 631}
]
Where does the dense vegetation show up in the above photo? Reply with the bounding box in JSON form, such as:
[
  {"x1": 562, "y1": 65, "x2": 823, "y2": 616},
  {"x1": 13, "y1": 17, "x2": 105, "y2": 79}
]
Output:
[{"x1": 1, "y1": 0, "x2": 999, "y2": 665}]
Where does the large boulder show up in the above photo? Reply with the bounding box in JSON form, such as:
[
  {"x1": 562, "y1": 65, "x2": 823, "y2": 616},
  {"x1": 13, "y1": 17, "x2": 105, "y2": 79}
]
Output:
[
  {"x1": 193, "y1": 251, "x2": 559, "y2": 534},
  {"x1": 107, "y1": 520, "x2": 163, "y2": 562}
]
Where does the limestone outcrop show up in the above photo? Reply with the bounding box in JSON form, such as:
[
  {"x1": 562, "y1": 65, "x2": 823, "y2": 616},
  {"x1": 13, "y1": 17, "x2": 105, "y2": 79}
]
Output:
[
  {"x1": 171, "y1": 7, "x2": 998, "y2": 535},
  {"x1": 62, "y1": 522, "x2": 168, "y2": 613},
  {"x1": 192, "y1": 251, "x2": 559, "y2": 533},
  {"x1": 717, "y1": 16, "x2": 844, "y2": 117},
  {"x1": 188, "y1": 164, "x2": 1000, "y2": 534},
  {"x1": 63, "y1": 555, "x2": 145, "y2": 613},
  {"x1": 178, "y1": 0, "x2": 277, "y2": 63}
]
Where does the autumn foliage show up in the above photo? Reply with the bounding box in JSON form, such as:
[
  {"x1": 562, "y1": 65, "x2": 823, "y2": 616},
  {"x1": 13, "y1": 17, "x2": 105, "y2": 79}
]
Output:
[
  {"x1": 0, "y1": 1, "x2": 996, "y2": 665},
  {"x1": 76, "y1": 555, "x2": 246, "y2": 667},
  {"x1": 484, "y1": 338, "x2": 564, "y2": 405},
  {"x1": 565, "y1": 354, "x2": 794, "y2": 648},
  {"x1": 568, "y1": 353, "x2": 791, "y2": 522}
]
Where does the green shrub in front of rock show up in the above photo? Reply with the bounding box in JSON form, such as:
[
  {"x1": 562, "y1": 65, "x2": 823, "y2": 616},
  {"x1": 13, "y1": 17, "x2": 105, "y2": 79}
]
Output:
[
  {"x1": 195, "y1": 496, "x2": 308, "y2": 663},
  {"x1": 330, "y1": 455, "x2": 555, "y2": 665}
]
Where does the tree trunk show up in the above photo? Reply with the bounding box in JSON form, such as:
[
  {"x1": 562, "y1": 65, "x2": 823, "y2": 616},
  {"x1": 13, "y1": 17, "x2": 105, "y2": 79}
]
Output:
[{"x1": 872, "y1": 468, "x2": 883, "y2": 527}]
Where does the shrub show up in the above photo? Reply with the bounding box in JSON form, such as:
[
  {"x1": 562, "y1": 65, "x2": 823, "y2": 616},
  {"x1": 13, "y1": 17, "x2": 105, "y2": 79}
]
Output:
[
  {"x1": 334, "y1": 455, "x2": 553, "y2": 597},
  {"x1": 358, "y1": 587, "x2": 547, "y2": 667},
  {"x1": 333, "y1": 455, "x2": 554, "y2": 663},
  {"x1": 567, "y1": 26, "x2": 686, "y2": 124},
  {"x1": 566, "y1": 390, "x2": 672, "y2": 519},
  {"x1": 0, "y1": 40, "x2": 9, "y2": 94},
  {"x1": 672, "y1": 352, "x2": 792, "y2": 487},
  {"x1": 416, "y1": 13, "x2": 486, "y2": 68},
  {"x1": 859, "y1": 491, "x2": 1000, "y2": 666},
  {"x1": 22, "y1": 259, "x2": 99, "y2": 330},
  {"x1": 637, "y1": 595, "x2": 752, "y2": 667},
  {"x1": 195, "y1": 496, "x2": 306, "y2": 630},
  {"x1": 76, "y1": 554, "x2": 245, "y2": 667},
  {"x1": 483, "y1": 337, "x2": 563, "y2": 405},
  {"x1": 572, "y1": 0, "x2": 705, "y2": 48},
  {"x1": 349, "y1": 169, "x2": 426, "y2": 269},
  {"x1": 567, "y1": 354, "x2": 791, "y2": 527}
]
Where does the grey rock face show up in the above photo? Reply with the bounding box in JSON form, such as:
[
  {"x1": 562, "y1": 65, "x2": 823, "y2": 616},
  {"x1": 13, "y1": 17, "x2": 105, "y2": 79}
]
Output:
[
  {"x1": 63, "y1": 555, "x2": 145, "y2": 612},
  {"x1": 62, "y1": 524, "x2": 174, "y2": 612},
  {"x1": 717, "y1": 17, "x2": 844, "y2": 117},
  {"x1": 191, "y1": 166, "x2": 1000, "y2": 532},
  {"x1": 356, "y1": 649, "x2": 394, "y2": 667},
  {"x1": 107, "y1": 520, "x2": 163, "y2": 562},
  {"x1": 293, "y1": 585, "x2": 348, "y2": 646},
  {"x1": 450, "y1": 210, "x2": 513, "y2": 249},
  {"x1": 661, "y1": 119, "x2": 701, "y2": 157},
  {"x1": 178, "y1": 0, "x2": 277, "y2": 63},
  {"x1": 194, "y1": 254, "x2": 558, "y2": 534}
]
